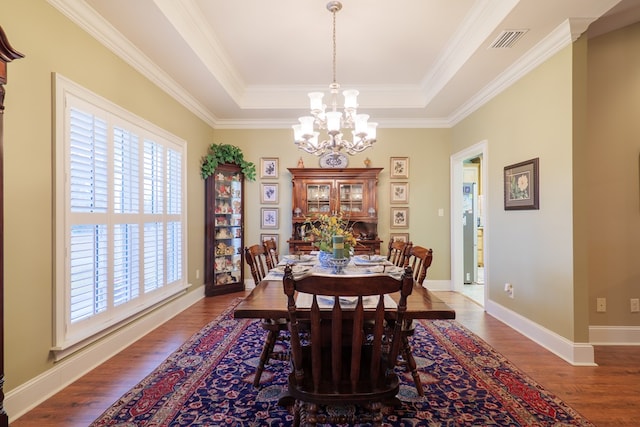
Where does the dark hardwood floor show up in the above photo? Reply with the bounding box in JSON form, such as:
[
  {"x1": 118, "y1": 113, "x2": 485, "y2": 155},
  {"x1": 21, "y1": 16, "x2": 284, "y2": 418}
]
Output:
[{"x1": 10, "y1": 291, "x2": 640, "y2": 426}]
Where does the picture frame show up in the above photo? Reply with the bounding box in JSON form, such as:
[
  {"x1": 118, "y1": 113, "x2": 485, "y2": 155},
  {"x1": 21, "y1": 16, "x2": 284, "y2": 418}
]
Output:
[
  {"x1": 260, "y1": 183, "x2": 279, "y2": 204},
  {"x1": 390, "y1": 157, "x2": 409, "y2": 179},
  {"x1": 389, "y1": 233, "x2": 410, "y2": 243},
  {"x1": 260, "y1": 207, "x2": 279, "y2": 229},
  {"x1": 260, "y1": 233, "x2": 279, "y2": 248},
  {"x1": 390, "y1": 207, "x2": 409, "y2": 228},
  {"x1": 504, "y1": 157, "x2": 539, "y2": 210},
  {"x1": 390, "y1": 182, "x2": 409, "y2": 204},
  {"x1": 260, "y1": 157, "x2": 279, "y2": 179}
]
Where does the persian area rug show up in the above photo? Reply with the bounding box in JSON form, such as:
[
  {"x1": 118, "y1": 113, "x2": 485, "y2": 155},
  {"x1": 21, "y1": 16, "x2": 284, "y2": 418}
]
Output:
[{"x1": 90, "y1": 301, "x2": 593, "y2": 426}]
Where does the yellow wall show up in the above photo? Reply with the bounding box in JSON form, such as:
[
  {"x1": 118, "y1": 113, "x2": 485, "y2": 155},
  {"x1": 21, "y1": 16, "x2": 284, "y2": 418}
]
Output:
[
  {"x1": 452, "y1": 45, "x2": 578, "y2": 340},
  {"x1": 587, "y1": 22, "x2": 640, "y2": 326},
  {"x1": 3, "y1": 1, "x2": 214, "y2": 390}
]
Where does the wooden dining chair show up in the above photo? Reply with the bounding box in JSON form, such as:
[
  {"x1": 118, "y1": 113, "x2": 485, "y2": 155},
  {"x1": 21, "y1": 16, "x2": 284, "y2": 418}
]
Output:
[
  {"x1": 387, "y1": 239, "x2": 412, "y2": 267},
  {"x1": 406, "y1": 245, "x2": 433, "y2": 286},
  {"x1": 263, "y1": 237, "x2": 279, "y2": 270},
  {"x1": 292, "y1": 243, "x2": 318, "y2": 254},
  {"x1": 245, "y1": 244, "x2": 288, "y2": 388},
  {"x1": 396, "y1": 245, "x2": 434, "y2": 396},
  {"x1": 245, "y1": 244, "x2": 270, "y2": 283},
  {"x1": 283, "y1": 264, "x2": 414, "y2": 427}
]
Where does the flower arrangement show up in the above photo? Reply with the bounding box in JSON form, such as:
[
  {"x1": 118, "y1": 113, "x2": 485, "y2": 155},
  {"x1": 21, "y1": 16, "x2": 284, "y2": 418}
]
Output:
[{"x1": 305, "y1": 214, "x2": 357, "y2": 255}]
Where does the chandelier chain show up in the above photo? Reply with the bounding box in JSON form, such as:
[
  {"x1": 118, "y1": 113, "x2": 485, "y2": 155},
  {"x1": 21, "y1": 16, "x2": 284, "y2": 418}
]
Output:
[{"x1": 332, "y1": 8, "x2": 337, "y2": 85}]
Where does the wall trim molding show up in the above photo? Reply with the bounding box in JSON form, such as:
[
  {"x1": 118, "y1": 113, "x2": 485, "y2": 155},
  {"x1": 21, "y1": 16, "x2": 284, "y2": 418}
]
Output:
[
  {"x1": 589, "y1": 326, "x2": 640, "y2": 345},
  {"x1": 6, "y1": 286, "x2": 205, "y2": 421},
  {"x1": 485, "y1": 299, "x2": 596, "y2": 366},
  {"x1": 423, "y1": 280, "x2": 452, "y2": 292}
]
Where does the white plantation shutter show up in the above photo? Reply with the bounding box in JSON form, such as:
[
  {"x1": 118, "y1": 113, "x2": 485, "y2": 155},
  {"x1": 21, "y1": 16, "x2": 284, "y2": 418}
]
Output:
[{"x1": 54, "y1": 74, "x2": 187, "y2": 353}]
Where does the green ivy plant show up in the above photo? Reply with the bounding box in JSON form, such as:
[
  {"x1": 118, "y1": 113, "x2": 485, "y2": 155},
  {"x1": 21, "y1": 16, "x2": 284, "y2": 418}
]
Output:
[{"x1": 200, "y1": 143, "x2": 256, "y2": 181}]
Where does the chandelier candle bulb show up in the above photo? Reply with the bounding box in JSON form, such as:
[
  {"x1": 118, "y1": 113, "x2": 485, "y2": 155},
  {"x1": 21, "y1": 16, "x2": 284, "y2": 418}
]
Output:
[
  {"x1": 343, "y1": 89, "x2": 359, "y2": 110},
  {"x1": 309, "y1": 92, "x2": 324, "y2": 112},
  {"x1": 333, "y1": 235, "x2": 344, "y2": 259}
]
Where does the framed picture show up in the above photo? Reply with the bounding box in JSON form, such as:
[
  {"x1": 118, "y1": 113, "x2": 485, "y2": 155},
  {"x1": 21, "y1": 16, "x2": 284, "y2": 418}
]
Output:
[
  {"x1": 390, "y1": 182, "x2": 409, "y2": 204},
  {"x1": 260, "y1": 157, "x2": 279, "y2": 179},
  {"x1": 390, "y1": 207, "x2": 409, "y2": 228},
  {"x1": 504, "y1": 157, "x2": 539, "y2": 210},
  {"x1": 260, "y1": 207, "x2": 279, "y2": 229},
  {"x1": 390, "y1": 233, "x2": 409, "y2": 243},
  {"x1": 260, "y1": 183, "x2": 279, "y2": 204},
  {"x1": 260, "y1": 233, "x2": 279, "y2": 248},
  {"x1": 390, "y1": 157, "x2": 409, "y2": 179}
]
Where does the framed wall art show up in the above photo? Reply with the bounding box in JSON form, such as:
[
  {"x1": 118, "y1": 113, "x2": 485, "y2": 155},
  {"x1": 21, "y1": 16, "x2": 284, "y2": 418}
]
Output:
[
  {"x1": 260, "y1": 207, "x2": 279, "y2": 229},
  {"x1": 390, "y1": 157, "x2": 409, "y2": 179},
  {"x1": 260, "y1": 183, "x2": 279, "y2": 204},
  {"x1": 390, "y1": 207, "x2": 409, "y2": 228},
  {"x1": 389, "y1": 233, "x2": 410, "y2": 243},
  {"x1": 504, "y1": 157, "x2": 539, "y2": 210},
  {"x1": 260, "y1": 233, "x2": 279, "y2": 248},
  {"x1": 260, "y1": 157, "x2": 279, "y2": 179},
  {"x1": 390, "y1": 182, "x2": 409, "y2": 204}
]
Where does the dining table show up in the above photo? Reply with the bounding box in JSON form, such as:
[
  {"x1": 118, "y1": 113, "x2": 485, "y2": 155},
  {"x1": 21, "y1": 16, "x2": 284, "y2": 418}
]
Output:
[{"x1": 233, "y1": 253, "x2": 456, "y2": 322}]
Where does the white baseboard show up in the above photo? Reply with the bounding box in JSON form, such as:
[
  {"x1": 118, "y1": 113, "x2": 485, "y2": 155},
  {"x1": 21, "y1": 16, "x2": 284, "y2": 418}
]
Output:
[
  {"x1": 6, "y1": 285, "x2": 205, "y2": 421},
  {"x1": 589, "y1": 325, "x2": 640, "y2": 345},
  {"x1": 423, "y1": 279, "x2": 451, "y2": 291},
  {"x1": 485, "y1": 298, "x2": 597, "y2": 366}
]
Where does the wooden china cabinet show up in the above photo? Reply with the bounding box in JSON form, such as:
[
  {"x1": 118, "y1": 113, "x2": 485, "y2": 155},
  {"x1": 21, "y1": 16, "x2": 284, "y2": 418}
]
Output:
[
  {"x1": 204, "y1": 164, "x2": 245, "y2": 296},
  {"x1": 0, "y1": 25, "x2": 24, "y2": 426},
  {"x1": 287, "y1": 167, "x2": 383, "y2": 254}
]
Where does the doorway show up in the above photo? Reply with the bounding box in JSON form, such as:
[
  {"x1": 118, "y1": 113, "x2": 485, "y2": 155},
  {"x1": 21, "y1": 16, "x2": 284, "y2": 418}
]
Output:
[{"x1": 450, "y1": 142, "x2": 487, "y2": 306}]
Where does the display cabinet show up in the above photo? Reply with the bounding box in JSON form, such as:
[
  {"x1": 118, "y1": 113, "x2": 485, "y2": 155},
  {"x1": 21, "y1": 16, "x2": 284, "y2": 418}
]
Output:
[
  {"x1": 287, "y1": 168, "x2": 383, "y2": 254},
  {"x1": 204, "y1": 164, "x2": 245, "y2": 296}
]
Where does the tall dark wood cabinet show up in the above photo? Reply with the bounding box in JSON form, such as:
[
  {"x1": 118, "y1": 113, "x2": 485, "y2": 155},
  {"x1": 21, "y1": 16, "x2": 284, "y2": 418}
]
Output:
[
  {"x1": 0, "y1": 25, "x2": 24, "y2": 426},
  {"x1": 204, "y1": 163, "x2": 245, "y2": 296},
  {"x1": 287, "y1": 168, "x2": 383, "y2": 254}
]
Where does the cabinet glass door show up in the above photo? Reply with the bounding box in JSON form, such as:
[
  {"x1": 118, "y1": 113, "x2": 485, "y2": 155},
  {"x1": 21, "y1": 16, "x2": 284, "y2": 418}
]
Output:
[
  {"x1": 306, "y1": 183, "x2": 332, "y2": 215},
  {"x1": 338, "y1": 182, "x2": 364, "y2": 215}
]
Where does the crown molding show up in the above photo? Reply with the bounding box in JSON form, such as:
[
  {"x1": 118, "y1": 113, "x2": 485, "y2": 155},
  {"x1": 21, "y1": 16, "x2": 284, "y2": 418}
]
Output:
[
  {"x1": 420, "y1": 0, "x2": 519, "y2": 105},
  {"x1": 47, "y1": 0, "x2": 219, "y2": 127},
  {"x1": 448, "y1": 17, "x2": 594, "y2": 126}
]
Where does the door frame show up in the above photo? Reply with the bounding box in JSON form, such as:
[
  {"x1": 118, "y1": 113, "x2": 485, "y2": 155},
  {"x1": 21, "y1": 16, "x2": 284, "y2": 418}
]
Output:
[{"x1": 450, "y1": 141, "x2": 488, "y2": 295}]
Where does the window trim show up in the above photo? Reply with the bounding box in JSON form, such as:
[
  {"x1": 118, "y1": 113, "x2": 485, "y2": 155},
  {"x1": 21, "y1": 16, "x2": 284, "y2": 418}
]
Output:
[{"x1": 53, "y1": 73, "x2": 188, "y2": 355}]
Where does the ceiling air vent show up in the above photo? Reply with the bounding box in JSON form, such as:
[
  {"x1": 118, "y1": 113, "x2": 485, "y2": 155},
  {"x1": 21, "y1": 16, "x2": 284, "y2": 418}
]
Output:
[{"x1": 489, "y1": 29, "x2": 528, "y2": 49}]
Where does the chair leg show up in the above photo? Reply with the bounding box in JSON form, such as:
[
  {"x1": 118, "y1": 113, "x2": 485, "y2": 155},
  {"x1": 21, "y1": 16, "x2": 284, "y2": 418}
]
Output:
[
  {"x1": 401, "y1": 332, "x2": 424, "y2": 396},
  {"x1": 293, "y1": 400, "x2": 301, "y2": 427},
  {"x1": 370, "y1": 401, "x2": 383, "y2": 427},
  {"x1": 253, "y1": 328, "x2": 278, "y2": 388}
]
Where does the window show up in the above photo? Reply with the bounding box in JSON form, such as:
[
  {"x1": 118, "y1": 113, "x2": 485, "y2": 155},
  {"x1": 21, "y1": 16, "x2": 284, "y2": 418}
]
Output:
[{"x1": 54, "y1": 74, "x2": 187, "y2": 354}]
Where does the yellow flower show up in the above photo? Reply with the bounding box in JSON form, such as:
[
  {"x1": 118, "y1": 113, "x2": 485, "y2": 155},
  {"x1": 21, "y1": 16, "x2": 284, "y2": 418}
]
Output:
[{"x1": 305, "y1": 214, "x2": 357, "y2": 254}]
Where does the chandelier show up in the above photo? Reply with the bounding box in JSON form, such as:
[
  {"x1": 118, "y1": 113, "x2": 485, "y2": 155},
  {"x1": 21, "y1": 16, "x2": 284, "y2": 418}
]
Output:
[{"x1": 292, "y1": 1, "x2": 377, "y2": 156}]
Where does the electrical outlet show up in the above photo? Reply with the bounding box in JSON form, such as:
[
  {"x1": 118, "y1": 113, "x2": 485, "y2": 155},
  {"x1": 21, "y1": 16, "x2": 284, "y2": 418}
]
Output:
[
  {"x1": 631, "y1": 298, "x2": 639, "y2": 313},
  {"x1": 596, "y1": 297, "x2": 606, "y2": 312},
  {"x1": 504, "y1": 283, "x2": 514, "y2": 299},
  {"x1": 196, "y1": 269, "x2": 200, "y2": 279}
]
